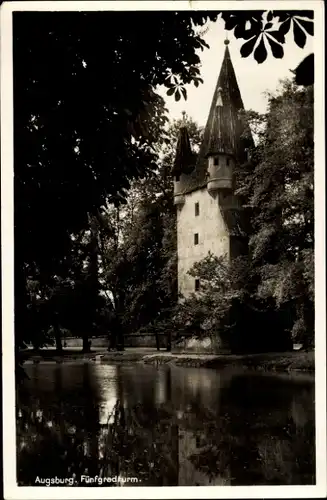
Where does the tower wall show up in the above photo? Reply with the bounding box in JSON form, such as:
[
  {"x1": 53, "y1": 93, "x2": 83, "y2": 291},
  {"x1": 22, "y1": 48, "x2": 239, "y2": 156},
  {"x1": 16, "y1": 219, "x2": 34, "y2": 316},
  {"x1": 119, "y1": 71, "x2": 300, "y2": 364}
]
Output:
[{"x1": 177, "y1": 187, "x2": 229, "y2": 299}]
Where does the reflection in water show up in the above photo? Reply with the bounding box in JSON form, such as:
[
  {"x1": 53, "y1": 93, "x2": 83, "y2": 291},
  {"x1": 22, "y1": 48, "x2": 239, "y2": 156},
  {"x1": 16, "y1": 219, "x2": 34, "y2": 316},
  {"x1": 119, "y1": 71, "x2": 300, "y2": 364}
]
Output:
[{"x1": 17, "y1": 362, "x2": 315, "y2": 486}]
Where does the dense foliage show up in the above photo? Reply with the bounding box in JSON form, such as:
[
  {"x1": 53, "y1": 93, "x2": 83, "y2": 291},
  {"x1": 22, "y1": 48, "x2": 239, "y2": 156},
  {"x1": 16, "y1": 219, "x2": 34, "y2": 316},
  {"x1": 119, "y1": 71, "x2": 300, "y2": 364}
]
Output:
[{"x1": 243, "y1": 81, "x2": 314, "y2": 348}]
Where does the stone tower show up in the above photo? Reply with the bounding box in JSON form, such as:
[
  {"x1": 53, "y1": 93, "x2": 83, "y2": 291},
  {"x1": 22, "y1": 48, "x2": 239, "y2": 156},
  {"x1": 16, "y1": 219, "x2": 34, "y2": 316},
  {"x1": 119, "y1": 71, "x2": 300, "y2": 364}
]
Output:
[{"x1": 172, "y1": 40, "x2": 253, "y2": 298}]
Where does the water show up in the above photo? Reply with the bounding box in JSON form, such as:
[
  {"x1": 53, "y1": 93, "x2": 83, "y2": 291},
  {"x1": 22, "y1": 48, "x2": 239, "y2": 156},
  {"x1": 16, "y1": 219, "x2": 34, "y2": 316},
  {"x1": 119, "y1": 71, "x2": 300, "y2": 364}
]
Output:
[{"x1": 17, "y1": 362, "x2": 315, "y2": 486}]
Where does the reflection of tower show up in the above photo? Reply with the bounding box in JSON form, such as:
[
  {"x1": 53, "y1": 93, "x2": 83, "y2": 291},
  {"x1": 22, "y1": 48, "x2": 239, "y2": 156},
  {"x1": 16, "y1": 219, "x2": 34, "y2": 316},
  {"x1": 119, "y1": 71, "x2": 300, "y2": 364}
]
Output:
[
  {"x1": 170, "y1": 366, "x2": 234, "y2": 485},
  {"x1": 161, "y1": 420, "x2": 179, "y2": 486},
  {"x1": 177, "y1": 429, "x2": 232, "y2": 486},
  {"x1": 170, "y1": 365, "x2": 227, "y2": 412}
]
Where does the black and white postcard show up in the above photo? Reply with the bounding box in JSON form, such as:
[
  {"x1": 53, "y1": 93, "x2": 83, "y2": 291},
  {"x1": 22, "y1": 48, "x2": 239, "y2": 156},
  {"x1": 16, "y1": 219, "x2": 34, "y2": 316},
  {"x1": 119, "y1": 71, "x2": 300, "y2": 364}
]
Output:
[{"x1": 1, "y1": 1, "x2": 326, "y2": 498}]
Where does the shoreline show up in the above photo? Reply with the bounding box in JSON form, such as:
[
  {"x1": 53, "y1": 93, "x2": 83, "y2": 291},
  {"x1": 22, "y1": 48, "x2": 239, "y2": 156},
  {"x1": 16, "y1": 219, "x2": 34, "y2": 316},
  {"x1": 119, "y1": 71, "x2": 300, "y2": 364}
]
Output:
[{"x1": 20, "y1": 349, "x2": 315, "y2": 373}]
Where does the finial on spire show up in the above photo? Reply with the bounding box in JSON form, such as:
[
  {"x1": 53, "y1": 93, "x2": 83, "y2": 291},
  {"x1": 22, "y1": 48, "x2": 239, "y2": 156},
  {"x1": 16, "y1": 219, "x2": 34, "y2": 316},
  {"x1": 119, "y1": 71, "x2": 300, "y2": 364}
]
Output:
[
  {"x1": 224, "y1": 31, "x2": 229, "y2": 45},
  {"x1": 182, "y1": 110, "x2": 186, "y2": 123}
]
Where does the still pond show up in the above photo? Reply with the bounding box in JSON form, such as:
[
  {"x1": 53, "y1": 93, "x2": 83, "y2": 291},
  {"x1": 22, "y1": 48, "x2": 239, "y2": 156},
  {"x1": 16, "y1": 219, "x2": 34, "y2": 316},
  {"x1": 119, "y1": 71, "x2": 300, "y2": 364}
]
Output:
[{"x1": 17, "y1": 362, "x2": 315, "y2": 486}]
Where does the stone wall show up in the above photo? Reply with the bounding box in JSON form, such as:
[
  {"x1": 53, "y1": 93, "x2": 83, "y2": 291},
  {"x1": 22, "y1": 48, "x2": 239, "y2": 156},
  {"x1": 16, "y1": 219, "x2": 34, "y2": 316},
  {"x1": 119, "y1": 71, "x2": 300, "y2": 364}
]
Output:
[
  {"x1": 172, "y1": 335, "x2": 225, "y2": 354},
  {"x1": 63, "y1": 335, "x2": 223, "y2": 353},
  {"x1": 63, "y1": 335, "x2": 168, "y2": 349},
  {"x1": 64, "y1": 337, "x2": 107, "y2": 348}
]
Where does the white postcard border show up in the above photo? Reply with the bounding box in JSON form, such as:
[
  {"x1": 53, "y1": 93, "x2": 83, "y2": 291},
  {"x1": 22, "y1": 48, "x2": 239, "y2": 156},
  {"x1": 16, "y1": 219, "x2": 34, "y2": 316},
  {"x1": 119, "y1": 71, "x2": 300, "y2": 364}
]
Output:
[{"x1": 1, "y1": 1, "x2": 325, "y2": 499}]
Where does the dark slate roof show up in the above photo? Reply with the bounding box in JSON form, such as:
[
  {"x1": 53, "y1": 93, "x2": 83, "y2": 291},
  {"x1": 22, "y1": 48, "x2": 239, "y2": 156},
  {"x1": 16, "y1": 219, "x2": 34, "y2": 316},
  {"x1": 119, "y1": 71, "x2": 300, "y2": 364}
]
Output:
[
  {"x1": 171, "y1": 125, "x2": 195, "y2": 177},
  {"x1": 181, "y1": 42, "x2": 253, "y2": 194}
]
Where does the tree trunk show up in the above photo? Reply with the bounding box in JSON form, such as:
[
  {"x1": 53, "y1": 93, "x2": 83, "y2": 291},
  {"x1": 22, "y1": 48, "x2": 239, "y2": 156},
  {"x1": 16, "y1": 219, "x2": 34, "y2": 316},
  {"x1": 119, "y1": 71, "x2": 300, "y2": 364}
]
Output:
[
  {"x1": 155, "y1": 331, "x2": 160, "y2": 351},
  {"x1": 108, "y1": 330, "x2": 117, "y2": 351},
  {"x1": 117, "y1": 326, "x2": 125, "y2": 351},
  {"x1": 33, "y1": 339, "x2": 41, "y2": 352},
  {"x1": 84, "y1": 213, "x2": 99, "y2": 354},
  {"x1": 166, "y1": 330, "x2": 172, "y2": 352},
  {"x1": 113, "y1": 295, "x2": 125, "y2": 351},
  {"x1": 82, "y1": 333, "x2": 91, "y2": 353},
  {"x1": 54, "y1": 323, "x2": 63, "y2": 352}
]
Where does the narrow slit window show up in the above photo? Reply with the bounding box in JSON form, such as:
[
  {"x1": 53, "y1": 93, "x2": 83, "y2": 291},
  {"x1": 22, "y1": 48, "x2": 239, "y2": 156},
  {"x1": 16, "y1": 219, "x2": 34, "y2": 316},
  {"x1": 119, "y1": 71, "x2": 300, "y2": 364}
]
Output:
[
  {"x1": 226, "y1": 158, "x2": 230, "y2": 166},
  {"x1": 195, "y1": 202, "x2": 199, "y2": 216},
  {"x1": 214, "y1": 157, "x2": 219, "y2": 166},
  {"x1": 194, "y1": 233, "x2": 199, "y2": 245},
  {"x1": 195, "y1": 279, "x2": 200, "y2": 291},
  {"x1": 175, "y1": 175, "x2": 180, "y2": 182}
]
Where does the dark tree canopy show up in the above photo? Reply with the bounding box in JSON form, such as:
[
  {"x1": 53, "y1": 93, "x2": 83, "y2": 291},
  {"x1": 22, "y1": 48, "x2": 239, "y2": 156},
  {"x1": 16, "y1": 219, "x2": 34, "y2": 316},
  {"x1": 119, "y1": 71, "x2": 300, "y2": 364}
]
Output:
[
  {"x1": 14, "y1": 11, "x2": 218, "y2": 349},
  {"x1": 14, "y1": 11, "x2": 217, "y2": 276}
]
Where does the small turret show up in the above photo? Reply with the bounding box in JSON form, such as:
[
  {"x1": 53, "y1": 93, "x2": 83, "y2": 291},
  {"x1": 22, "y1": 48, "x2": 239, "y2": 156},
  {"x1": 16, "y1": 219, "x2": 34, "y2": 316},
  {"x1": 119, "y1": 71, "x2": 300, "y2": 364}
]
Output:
[{"x1": 172, "y1": 113, "x2": 194, "y2": 206}]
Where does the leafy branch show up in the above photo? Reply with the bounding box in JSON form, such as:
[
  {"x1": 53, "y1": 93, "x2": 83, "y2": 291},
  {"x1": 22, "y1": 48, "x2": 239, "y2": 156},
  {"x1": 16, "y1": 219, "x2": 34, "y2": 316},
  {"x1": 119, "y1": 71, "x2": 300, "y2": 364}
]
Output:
[
  {"x1": 166, "y1": 10, "x2": 314, "y2": 103},
  {"x1": 222, "y1": 11, "x2": 313, "y2": 62}
]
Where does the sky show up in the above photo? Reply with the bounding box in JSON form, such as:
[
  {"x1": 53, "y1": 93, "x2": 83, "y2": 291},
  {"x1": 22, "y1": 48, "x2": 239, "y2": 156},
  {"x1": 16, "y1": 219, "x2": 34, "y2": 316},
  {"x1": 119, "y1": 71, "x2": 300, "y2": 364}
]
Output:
[{"x1": 158, "y1": 16, "x2": 313, "y2": 127}]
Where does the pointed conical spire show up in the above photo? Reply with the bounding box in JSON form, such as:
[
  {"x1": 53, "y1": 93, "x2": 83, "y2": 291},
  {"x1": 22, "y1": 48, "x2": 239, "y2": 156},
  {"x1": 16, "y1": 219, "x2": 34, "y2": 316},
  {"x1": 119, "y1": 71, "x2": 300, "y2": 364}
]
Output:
[
  {"x1": 200, "y1": 39, "x2": 248, "y2": 162},
  {"x1": 172, "y1": 114, "x2": 194, "y2": 177},
  {"x1": 206, "y1": 84, "x2": 234, "y2": 157}
]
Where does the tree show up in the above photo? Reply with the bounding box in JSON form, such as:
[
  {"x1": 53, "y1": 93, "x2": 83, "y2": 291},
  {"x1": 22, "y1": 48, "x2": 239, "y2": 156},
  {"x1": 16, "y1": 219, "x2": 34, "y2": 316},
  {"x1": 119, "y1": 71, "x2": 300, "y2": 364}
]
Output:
[
  {"x1": 97, "y1": 115, "x2": 203, "y2": 350},
  {"x1": 238, "y1": 80, "x2": 314, "y2": 348},
  {"x1": 20, "y1": 229, "x2": 101, "y2": 353},
  {"x1": 13, "y1": 11, "x2": 218, "y2": 351}
]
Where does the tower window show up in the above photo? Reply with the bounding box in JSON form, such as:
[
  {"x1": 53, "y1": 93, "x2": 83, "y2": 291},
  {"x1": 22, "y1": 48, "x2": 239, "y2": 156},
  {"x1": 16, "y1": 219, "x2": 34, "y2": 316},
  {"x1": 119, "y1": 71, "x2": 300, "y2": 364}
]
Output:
[
  {"x1": 195, "y1": 279, "x2": 200, "y2": 291},
  {"x1": 194, "y1": 233, "x2": 199, "y2": 245},
  {"x1": 226, "y1": 158, "x2": 230, "y2": 166},
  {"x1": 214, "y1": 157, "x2": 219, "y2": 166},
  {"x1": 175, "y1": 175, "x2": 180, "y2": 182},
  {"x1": 195, "y1": 202, "x2": 199, "y2": 216}
]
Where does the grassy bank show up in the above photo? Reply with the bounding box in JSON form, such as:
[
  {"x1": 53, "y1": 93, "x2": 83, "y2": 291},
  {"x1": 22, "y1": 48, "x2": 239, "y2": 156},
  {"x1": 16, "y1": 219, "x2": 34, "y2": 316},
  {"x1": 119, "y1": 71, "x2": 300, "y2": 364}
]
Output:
[
  {"x1": 20, "y1": 348, "x2": 150, "y2": 364},
  {"x1": 141, "y1": 350, "x2": 315, "y2": 373},
  {"x1": 21, "y1": 348, "x2": 314, "y2": 373}
]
